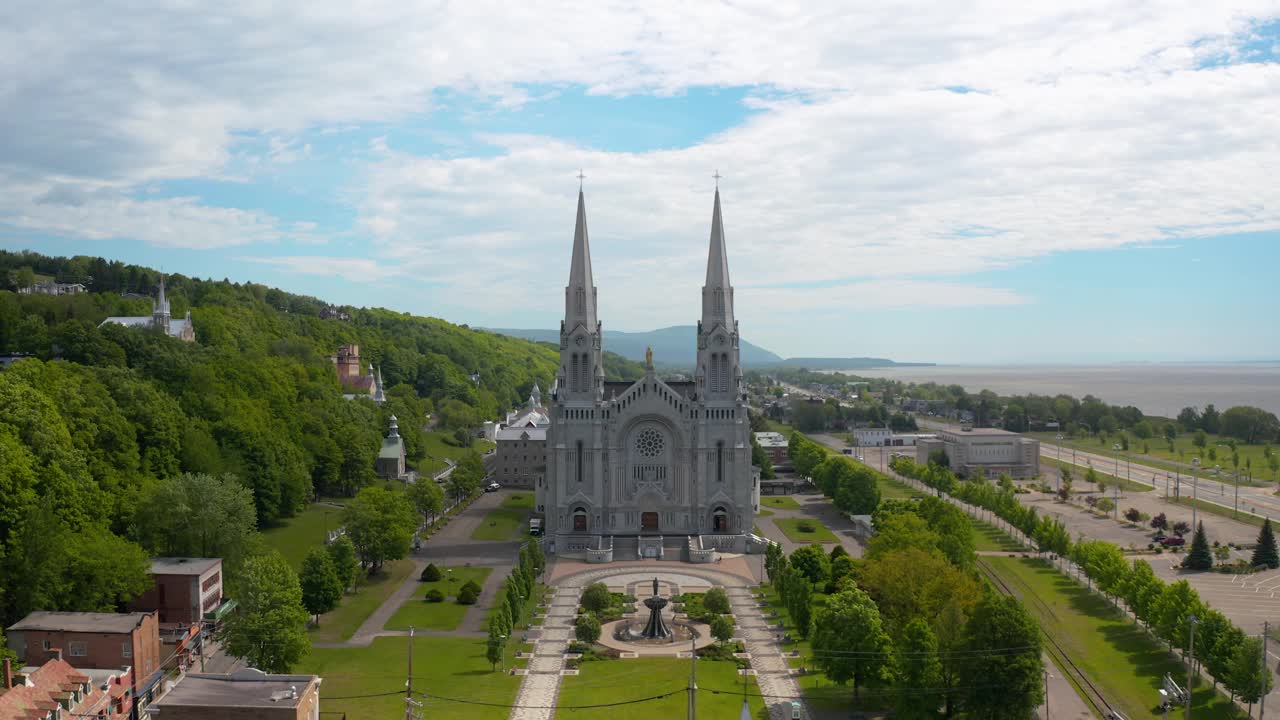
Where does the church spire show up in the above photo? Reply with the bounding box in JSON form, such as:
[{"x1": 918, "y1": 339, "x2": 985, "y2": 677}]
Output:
[
  {"x1": 153, "y1": 275, "x2": 171, "y2": 332},
  {"x1": 565, "y1": 189, "x2": 597, "y2": 330},
  {"x1": 701, "y1": 188, "x2": 734, "y2": 329}
]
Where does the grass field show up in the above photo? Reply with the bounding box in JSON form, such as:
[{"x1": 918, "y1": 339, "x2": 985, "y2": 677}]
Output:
[
  {"x1": 971, "y1": 519, "x2": 1026, "y2": 552},
  {"x1": 555, "y1": 658, "x2": 767, "y2": 719},
  {"x1": 773, "y1": 517, "x2": 839, "y2": 543},
  {"x1": 311, "y1": 559, "x2": 415, "y2": 643},
  {"x1": 1043, "y1": 456, "x2": 1153, "y2": 492},
  {"x1": 299, "y1": 636, "x2": 520, "y2": 720},
  {"x1": 472, "y1": 509, "x2": 528, "y2": 541},
  {"x1": 385, "y1": 566, "x2": 494, "y2": 631},
  {"x1": 502, "y1": 493, "x2": 535, "y2": 510},
  {"x1": 756, "y1": 508, "x2": 774, "y2": 518},
  {"x1": 420, "y1": 431, "x2": 497, "y2": 476},
  {"x1": 760, "y1": 496, "x2": 803, "y2": 511},
  {"x1": 1029, "y1": 430, "x2": 1279, "y2": 484},
  {"x1": 981, "y1": 556, "x2": 1243, "y2": 720},
  {"x1": 261, "y1": 503, "x2": 338, "y2": 569}
]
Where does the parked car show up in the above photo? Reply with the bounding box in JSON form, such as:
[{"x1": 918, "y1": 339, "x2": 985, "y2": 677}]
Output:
[
  {"x1": 485, "y1": 481, "x2": 501, "y2": 493},
  {"x1": 1159, "y1": 536, "x2": 1186, "y2": 547}
]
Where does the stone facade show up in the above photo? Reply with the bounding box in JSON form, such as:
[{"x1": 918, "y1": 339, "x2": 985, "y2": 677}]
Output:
[
  {"x1": 916, "y1": 427, "x2": 1040, "y2": 478},
  {"x1": 538, "y1": 189, "x2": 759, "y2": 553},
  {"x1": 496, "y1": 385, "x2": 549, "y2": 489}
]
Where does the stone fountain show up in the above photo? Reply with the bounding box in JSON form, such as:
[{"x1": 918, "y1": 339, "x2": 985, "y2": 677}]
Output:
[{"x1": 639, "y1": 577, "x2": 672, "y2": 639}]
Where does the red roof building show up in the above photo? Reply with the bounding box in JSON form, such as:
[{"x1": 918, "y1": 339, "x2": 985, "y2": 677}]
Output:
[{"x1": 0, "y1": 656, "x2": 131, "y2": 720}]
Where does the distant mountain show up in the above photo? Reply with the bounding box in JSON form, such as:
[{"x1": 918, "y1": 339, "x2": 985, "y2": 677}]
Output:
[
  {"x1": 484, "y1": 325, "x2": 784, "y2": 367},
  {"x1": 484, "y1": 327, "x2": 931, "y2": 370}
]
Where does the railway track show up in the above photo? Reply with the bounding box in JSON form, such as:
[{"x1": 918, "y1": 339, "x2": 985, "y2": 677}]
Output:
[{"x1": 976, "y1": 557, "x2": 1123, "y2": 720}]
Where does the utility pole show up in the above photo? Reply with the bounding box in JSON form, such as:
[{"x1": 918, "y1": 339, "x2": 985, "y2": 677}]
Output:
[
  {"x1": 688, "y1": 637, "x2": 697, "y2": 720},
  {"x1": 1186, "y1": 615, "x2": 1197, "y2": 720},
  {"x1": 1191, "y1": 458, "x2": 1201, "y2": 532},
  {"x1": 405, "y1": 626, "x2": 414, "y2": 720},
  {"x1": 1044, "y1": 668, "x2": 1050, "y2": 720},
  {"x1": 1262, "y1": 621, "x2": 1270, "y2": 720}
]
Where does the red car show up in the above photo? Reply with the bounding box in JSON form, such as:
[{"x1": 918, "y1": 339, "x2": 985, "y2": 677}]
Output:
[{"x1": 1159, "y1": 536, "x2": 1186, "y2": 547}]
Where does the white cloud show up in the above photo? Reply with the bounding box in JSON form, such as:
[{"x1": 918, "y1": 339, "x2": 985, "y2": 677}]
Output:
[
  {"x1": 2, "y1": 0, "x2": 1280, "y2": 344},
  {"x1": 240, "y1": 255, "x2": 399, "y2": 282}
]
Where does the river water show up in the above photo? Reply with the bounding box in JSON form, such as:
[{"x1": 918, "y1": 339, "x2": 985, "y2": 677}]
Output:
[{"x1": 836, "y1": 364, "x2": 1280, "y2": 418}]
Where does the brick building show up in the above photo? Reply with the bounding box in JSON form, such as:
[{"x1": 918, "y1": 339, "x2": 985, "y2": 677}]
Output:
[
  {"x1": 129, "y1": 558, "x2": 225, "y2": 626},
  {"x1": 0, "y1": 656, "x2": 132, "y2": 720},
  {"x1": 146, "y1": 668, "x2": 321, "y2": 719},
  {"x1": 6, "y1": 612, "x2": 162, "y2": 704},
  {"x1": 752, "y1": 431, "x2": 789, "y2": 465}
]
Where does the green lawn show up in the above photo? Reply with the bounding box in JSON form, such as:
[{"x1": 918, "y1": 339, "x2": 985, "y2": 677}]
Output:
[
  {"x1": 472, "y1": 509, "x2": 529, "y2": 541},
  {"x1": 385, "y1": 566, "x2": 494, "y2": 631},
  {"x1": 773, "y1": 517, "x2": 839, "y2": 543},
  {"x1": 877, "y1": 475, "x2": 918, "y2": 500},
  {"x1": 420, "y1": 431, "x2": 496, "y2": 476},
  {"x1": 299, "y1": 636, "x2": 520, "y2": 720},
  {"x1": 756, "y1": 508, "x2": 774, "y2": 518},
  {"x1": 760, "y1": 496, "x2": 803, "y2": 511},
  {"x1": 261, "y1": 503, "x2": 340, "y2": 570},
  {"x1": 502, "y1": 492, "x2": 535, "y2": 510},
  {"x1": 555, "y1": 657, "x2": 767, "y2": 720},
  {"x1": 311, "y1": 559, "x2": 414, "y2": 644},
  {"x1": 981, "y1": 557, "x2": 1244, "y2": 720},
  {"x1": 1029, "y1": 430, "x2": 1279, "y2": 484},
  {"x1": 971, "y1": 519, "x2": 1026, "y2": 552},
  {"x1": 1043, "y1": 457, "x2": 1152, "y2": 492}
]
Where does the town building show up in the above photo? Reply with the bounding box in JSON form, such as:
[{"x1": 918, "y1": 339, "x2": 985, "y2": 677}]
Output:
[
  {"x1": 129, "y1": 558, "x2": 225, "y2": 626},
  {"x1": 0, "y1": 657, "x2": 132, "y2": 720},
  {"x1": 328, "y1": 345, "x2": 385, "y2": 402},
  {"x1": 538, "y1": 188, "x2": 762, "y2": 561},
  {"x1": 6, "y1": 611, "x2": 163, "y2": 705},
  {"x1": 495, "y1": 384, "x2": 549, "y2": 488},
  {"x1": 752, "y1": 432, "x2": 788, "y2": 465},
  {"x1": 318, "y1": 305, "x2": 350, "y2": 321},
  {"x1": 375, "y1": 415, "x2": 407, "y2": 480},
  {"x1": 19, "y1": 280, "x2": 87, "y2": 296},
  {"x1": 145, "y1": 668, "x2": 320, "y2": 720},
  {"x1": 915, "y1": 427, "x2": 1040, "y2": 479},
  {"x1": 99, "y1": 277, "x2": 195, "y2": 342}
]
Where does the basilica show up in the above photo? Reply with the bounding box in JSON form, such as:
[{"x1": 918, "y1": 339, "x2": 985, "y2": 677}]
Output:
[{"x1": 536, "y1": 188, "x2": 764, "y2": 562}]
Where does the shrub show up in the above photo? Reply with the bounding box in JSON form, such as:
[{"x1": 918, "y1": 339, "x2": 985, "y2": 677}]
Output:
[
  {"x1": 796, "y1": 520, "x2": 817, "y2": 533},
  {"x1": 575, "y1": 613, "x2": 602, "y2": 644},
  {"x1": 421, "y1": 563, "x2": 442, "y2": 582},
  {"x1": 710, "y1": 614, "x2": 736, "y2": 644},
  {"x1": 580, "y1": 582, "x2": 611, "y2": 613},
  {"x1": 425, "y1": 589, "x2": 445, "y2": 603},
  {"x1": 457, "y1": 585, "x2": 479, "y2": 605},
  {"x1": 703, "y1": 587, "x2": 731, "y2": 615},
  {"x1": 461, "y1": 580, "x2": 482, "y2": 596}
]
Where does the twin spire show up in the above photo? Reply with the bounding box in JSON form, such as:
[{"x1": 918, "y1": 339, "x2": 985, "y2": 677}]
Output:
[{"x1": 563, "y1": 184, "x2": 734, "y2": 328}]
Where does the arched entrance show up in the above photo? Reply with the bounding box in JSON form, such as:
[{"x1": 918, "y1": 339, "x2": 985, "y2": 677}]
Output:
[
  {"x1": 572, "y1": 506, "x2": 589, "y2": 532},
  {"x1": 641, "y1": 511, "x2": 659, "y2": 532},
  {"x1": 711, "y1": 506, "x2": 729, "y2": 532}
]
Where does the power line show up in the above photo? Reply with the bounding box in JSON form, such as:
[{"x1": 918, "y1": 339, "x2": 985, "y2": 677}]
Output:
[{"x1": 414, "y1": 688, "x2": 681, "y2": 710}]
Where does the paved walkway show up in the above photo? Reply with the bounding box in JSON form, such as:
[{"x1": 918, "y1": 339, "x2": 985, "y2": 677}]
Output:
[
  {"x1": 728, "y1": 585, "x2": 810, "y2": 720},
  {"x1": 314, "y1": 490, "x2": 523, "y2": 648},
  {"x1": 509, "y1": 585, "x2": 579, "y2": 720}
]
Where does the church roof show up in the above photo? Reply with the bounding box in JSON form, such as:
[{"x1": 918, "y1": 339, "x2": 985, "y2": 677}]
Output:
[
  {"x1": 497, "y1": 425, "x2": 547, "y2": 442},
  {"x1": 603, "y1": 379, "x2": 695, "y2": 399},
  {"x1": 378, "y1": 436, "x2": 404, "y2": 460}
]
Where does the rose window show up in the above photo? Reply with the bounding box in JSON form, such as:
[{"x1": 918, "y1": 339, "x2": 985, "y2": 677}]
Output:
[{"x1": 635, "y1": 428, "x2": 666, "y2": 458}]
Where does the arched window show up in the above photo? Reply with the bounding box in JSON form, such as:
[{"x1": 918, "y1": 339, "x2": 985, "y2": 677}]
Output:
[
  {"x1": 569, "y1": 354, "x2": 579, "y2": 392},
  {"x1": 716, "y1": 440, "x2": 725, "y2": 483}
]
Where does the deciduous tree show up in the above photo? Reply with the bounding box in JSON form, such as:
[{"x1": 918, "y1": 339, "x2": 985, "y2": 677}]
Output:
[
  {"x1": 299, "y1": 548, "x2": 342, "y2": 625},
  {"x1": 343, "y1": 487, "x2": 417, "y2": 570},
  {"x1": 894, "y1": 619, "x2": 943, "y2": 720},
  {"x1": 810, "y1": 588, "x2": 892, "y2": 701},
  {"x1": 960, "y1": 595, "x2": 1043, "y2": 720},
  {"x1": 222, "y1": 552, "x2": 310, "y2": 672}
]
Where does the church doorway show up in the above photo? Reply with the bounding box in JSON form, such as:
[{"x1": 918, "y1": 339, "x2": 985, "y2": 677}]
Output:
[
  {"x1": 572, "y1": 507, "x2": 588, "y2": 532},
  {"x1": 712, "y1": 507, "x2": 729, "y2": 532},
  {"x1": 640, "y1": 512, "x2": 659, "y2": 532}
]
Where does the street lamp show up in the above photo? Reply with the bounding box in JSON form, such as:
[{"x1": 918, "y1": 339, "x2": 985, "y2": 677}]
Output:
[
  {"x1": 498, "y1": 634, "x2": 507, "y2": 673},
  {"x1": 1055, "y1": 434, "x2": 1064, "y2": 493},
  {"x1": 1190, "y1": 458, "x2": 1201, "y2": 531}
]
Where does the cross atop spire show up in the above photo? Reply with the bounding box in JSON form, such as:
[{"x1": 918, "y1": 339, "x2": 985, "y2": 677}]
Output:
[
  {"x1": 577, "y1": 169, "x2": 586, "y2": 189},
  {"x1": 713, "y1": 170, "x2": 722, "y2": 189}
]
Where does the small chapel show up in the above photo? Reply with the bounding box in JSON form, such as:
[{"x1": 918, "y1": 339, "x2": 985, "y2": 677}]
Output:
[{"x1": 536, "y1": 186, "x2": 764, "y2": 562}]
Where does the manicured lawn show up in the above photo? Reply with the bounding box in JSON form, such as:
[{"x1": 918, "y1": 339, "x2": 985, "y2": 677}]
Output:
[
  {"x1": 385, "y1": 566, "x2": 494, "y2": 631},
  {"x1": 1043, "y1": 457, "x2": 1152, "y2": 492},
  {"x1": 556, "y1": 658, "x2": 766, "y2": 719},
  {"x1": 310, "y1": 559, "x2": 414, "y2": 644},
  {"x1": 971, "y1": 519, "x2": 1026, "y2": 552},
  {"x1": 472, "y1": 509, "x2": 528, "y2": 541},
  {"x1": 982, "y1": 557, "x2": 1243, "y2": 720},
  {"x1": 773, "y1": 517, "x2": 839, "y2": 543},
  {"x1": 299, "y1": 636, "x2": 520, "y2": 720},
  {"x1": 502, "y1": 492, "x2": 535, "y2": 510},
  {"x1": 877, "y1": 475, "x2": 918, "y2": 500},
  {"x1": 261, "y1": 503, "x2": 340, "y2": 570},
  {"x1": 420, "y1": 431, "x2": 497, "y2": 476},
  {"x1": 756, "y1": 508, "x2": 774, "y2": 518},
  {"x1": 760, "y1": 496, "x2": 802, "y2": 511}
]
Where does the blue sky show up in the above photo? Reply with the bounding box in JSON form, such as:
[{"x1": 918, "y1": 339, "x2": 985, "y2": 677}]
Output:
[{"x1": 2, "y1": 2, "x2": 1279, "y2": 363}]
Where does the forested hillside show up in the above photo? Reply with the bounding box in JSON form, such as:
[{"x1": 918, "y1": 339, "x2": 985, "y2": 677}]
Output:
[{"x1": 0, "y1": 249, "x2": 642, "y2": 628}]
